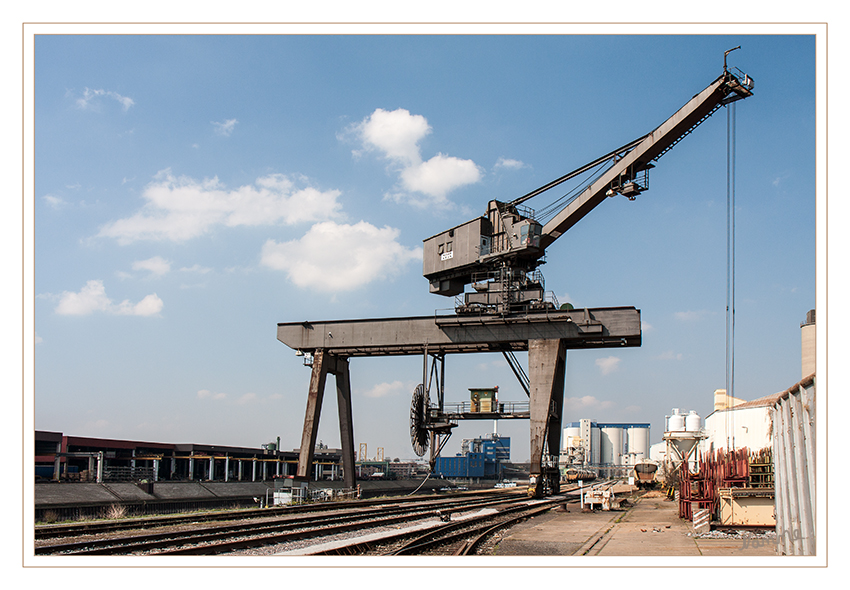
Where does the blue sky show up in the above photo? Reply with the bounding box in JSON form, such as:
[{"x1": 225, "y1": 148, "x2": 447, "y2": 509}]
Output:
[{"x1": 29, "y1": 32, "x2": 819, "y2": 463}]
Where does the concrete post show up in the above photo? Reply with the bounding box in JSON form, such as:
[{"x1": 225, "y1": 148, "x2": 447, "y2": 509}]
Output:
[
  {"x1": 238, "y1": 459, "x2": 243, "y2": 481},
  {"x1": 225, "y1": 456, "x2": 230, "y2": 482},
  {"x1": 252, "y1": 458, "x2": 257, "y2": 482},
  {"x1": 335, "y1": 356, "x2": 357, "y2": 490},
  {"x1": 209, "y1": 456, "x2": 214, "y2": 481},
  {"x1": 153, "y1": 459, "x2": 160, "y2": 482},
  {"x1": 528, "y1": 338, "x2": 567, "y2": 497},
  {"x1": 295, "y1": 351, "x2": 357, "y2": 488},
  {"x1": 96, "y1": 451, "x2": 104, "y2": 483},
  {"x1": 296, "y1": 350, "x2": 330, "y2": 480},
  {"x1": 189, "y1": 455, "x2": 195, "y2": 480}
]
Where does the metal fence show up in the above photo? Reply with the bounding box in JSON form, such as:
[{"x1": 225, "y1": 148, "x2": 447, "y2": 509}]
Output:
[
  {"x1": 103, "y1": 466, "x2": 156, "y2": 482},
  {"x1": 772, "y1": 374, "x2": 816, "y2": 556}
]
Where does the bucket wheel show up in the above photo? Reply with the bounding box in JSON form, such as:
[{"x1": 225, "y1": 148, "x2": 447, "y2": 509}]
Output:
[{"x1": 409, "y1": 384, "x2": 430, "y2": 457}]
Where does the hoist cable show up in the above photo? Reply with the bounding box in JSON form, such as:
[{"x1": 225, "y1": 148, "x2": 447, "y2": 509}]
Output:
[
  {"x1": 725, "y1": 101, "x2": 737, "y2": 450},
  {"x1": 534, "y1": 159, "x2": 616, "y2": 224}
]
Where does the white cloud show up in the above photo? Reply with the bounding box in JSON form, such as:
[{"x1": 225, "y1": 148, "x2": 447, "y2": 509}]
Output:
[
  {"x1": 212, "y1": 118, "x2": 238, "y2": 137},
  {"x1": 236, "y1": 392, "x2": 257, "y2": 405},
  {"x1": 180, "y1": 264, "x2": 212, "y2": 274},
  {"x1": 494, "y1": 157, "x2": 526, "y2": 170},
  {"x1": 54, "y1": 280, "x2": 113, "y2": 315},
  {"x1": 674, "y1": 310, "x2": 710, "y2": 322},
  {"x1": 54, "y1": 280, "x2": 163, "y2": 316},
  {"x1": 476, "y1": 359, "x2": 505, "y2": 371},
  {"x1": 43, "y1": 194, "x2": 68, "y2": 209},
  {"x1": 355, "y1": 107, "x2": 431, "y2": 164},
  {"x1": 83, "y1": 419, "x2": 111, "y2": 434},
  {"x1": 197, "y1": 389, "x2": 227, "y2": 400},
  {"x1": 564, "y1": 395, "x2": 615, "y2": 411},
  {"x1": 118, "y1": 293, "x2": 165, "y2": 316},
  {"x1": 772, "y1": 172, "x2": 790, "y2": 188},
  {"x1": 363, "y1": 380, "x2": 409, "y2": 399},
  {"x1": 97, "y1": 170, "x2": 343, "y2": 244},
  {"x1": 75, "y1": 87, "x2": 134, "y2": 111},
  {"x1": 641, "y1": 321, "x2": 653, "y2": 332},
  {"x1": 132, "y1": 256, "x2": 171, "y2": 277},
  {"x1": 349, "y1": 108, "x2": 481, "y2": 207},
  {"x1": 595, "y1": 356, "x2": 621, "y2": 375},
  {"x1": 261, "y1": 221, "x2": 421, "y2": 292},
  {"x1": 656, "y1": 350, "x2": 684, "y2": 361},
  {"x1": 398, "y1": 153, "x2": 482, "y2": 207}
]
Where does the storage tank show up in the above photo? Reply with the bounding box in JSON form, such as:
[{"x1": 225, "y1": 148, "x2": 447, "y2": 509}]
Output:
[
  {"x1": 563, "y1": 425, "x2": 581, "y2": 450},
  {"x1": 627, "y1": 426, "x2": 650, "y2": 461},
  {"x1": 590, "y1": 424, "x2": 601, "y2": 465},
  {"x1": 668, "y1": 409, "x2": 686, "y2": 432},
  {"x1": 685, "y1": 410, "x2": 702, "y2": 432},
  {"x1": 600, "y1": 426, "x2": 624, "y2": 465}
]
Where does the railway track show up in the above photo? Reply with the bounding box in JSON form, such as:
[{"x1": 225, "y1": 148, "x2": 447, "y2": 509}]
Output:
[
  {"x1": 35, "y1": 489, "x2": 524, "y2": 556},
  {"x1": 312, "y1": 497, "x2": 568, "y2": 556},
  {"x1": 35, "y1": 489, "x2": 515, "y2": 540}
]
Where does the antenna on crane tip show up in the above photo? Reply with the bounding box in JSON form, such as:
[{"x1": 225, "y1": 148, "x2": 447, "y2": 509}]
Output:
[{"x1": 724, "y1": 46, "x2": 741, "y2": 72}]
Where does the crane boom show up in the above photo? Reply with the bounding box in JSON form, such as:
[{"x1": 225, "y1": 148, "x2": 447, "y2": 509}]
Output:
[
  {"x1": 423, "y1": 64, "x2": 753, "y2": 315},
  {"x1": 540, "y1": 70, "x2": 753, "y2": 249}
]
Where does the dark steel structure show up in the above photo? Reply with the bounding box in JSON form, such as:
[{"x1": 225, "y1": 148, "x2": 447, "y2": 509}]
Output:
[
  {"x1": 423, "y1": 64, "x2": 753, "y2": 313},
  {"x1": 278, "y1": 307, "x2": 642, "y2": 496},
  {"x1": 279, "y1": 57, "x2": 753, "y2": 498}
]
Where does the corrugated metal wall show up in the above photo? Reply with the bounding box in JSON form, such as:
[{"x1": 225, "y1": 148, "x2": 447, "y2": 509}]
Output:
[{"x1": 772, "y1": 374, "x2": 816, "y2": 556}]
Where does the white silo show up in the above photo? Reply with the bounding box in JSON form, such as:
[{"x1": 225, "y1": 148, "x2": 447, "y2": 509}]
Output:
[
  {"x1": 611, "y1": 427, "x2": 624, "y2": 465},
  {"x1": 600, "y1": 426, "x2": 624, "y2": 465},
  {"x1": 599, "y1": 429, "x2": 612, "y2": 464},
  {"x1": 668, "y1": 409, "x2": 686, "y2": 432},
  {"x1": 590, "y1": 424, "x2": 601, "y2": 465},
  {"x1": 627, "y1": 426, "x2": 650, "y2": 461},
  {"x1": 685, "y1": 410, "x2": 702, "y2": 432},
  {"x1": 563, "y1": 424, "x2": 581, "y2": 449}
]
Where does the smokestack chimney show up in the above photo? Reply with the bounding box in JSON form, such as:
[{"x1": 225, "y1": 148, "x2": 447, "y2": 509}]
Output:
[{"x1": 801, "y1": 309, "x2": 816, "y2": 378}]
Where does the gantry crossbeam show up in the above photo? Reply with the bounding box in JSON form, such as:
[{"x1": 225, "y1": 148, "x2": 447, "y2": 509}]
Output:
[{"x1": 277, "y1": 306, "x2": 641, "y2": 357}]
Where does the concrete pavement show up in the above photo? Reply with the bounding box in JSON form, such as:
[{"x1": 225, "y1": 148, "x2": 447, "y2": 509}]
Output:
[{"x1": 492, "y1": 492, "x2": 777, "y2": 557}]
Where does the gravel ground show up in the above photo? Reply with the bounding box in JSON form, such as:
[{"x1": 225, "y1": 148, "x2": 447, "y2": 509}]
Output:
[{"x1": 692, "y1": 529, "x2": 777, "y2": 540}]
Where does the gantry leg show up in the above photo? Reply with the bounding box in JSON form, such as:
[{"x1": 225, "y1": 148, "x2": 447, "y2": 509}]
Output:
[
  {"x1": 528, "y1": 339, "x2": 567, "y2": 498},
  {"x1": 296, "y1": 351, "x2": 330, "y2": 480},
  {"x1": 296, "y1": 351, "x2": 357, "y2": 490},
  {"x1": 334, "y1": 357, "x2": 357, "y2": 489}
]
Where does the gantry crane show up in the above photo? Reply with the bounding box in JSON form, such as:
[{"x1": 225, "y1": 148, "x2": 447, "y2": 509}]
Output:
[
  {"x1": 279, "y1": 53, "x2": 754, "y2": 497},
  {"x1": 413, "y1": 54, "x2": 753, "y2": 493},
  {"x1": 423, "y1": 56, "x2": 753, "y2": 316}
]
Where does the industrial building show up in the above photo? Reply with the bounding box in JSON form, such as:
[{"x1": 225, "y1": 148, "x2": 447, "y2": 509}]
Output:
[
  {"x1": 698, "y1": 308, "x2": 817, "y2": 457},
  {"x1": 646, "y1": 310, "x2": 817, "y2": 555},
  {"x1": 559, "y1": 420, "x2": 651, "y2": 476},
  {"x1": 35, "y1": 431, "x2": 345, "y2": 483},
  {"x1": 433, "y1": 434, "x2": 511, "y2": 480}
]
